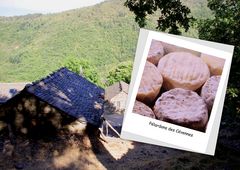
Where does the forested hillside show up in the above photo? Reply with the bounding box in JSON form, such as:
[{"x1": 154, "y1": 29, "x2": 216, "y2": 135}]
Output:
[{"x1": 0, "y1": 0, "x2": 211, "y2": 84}]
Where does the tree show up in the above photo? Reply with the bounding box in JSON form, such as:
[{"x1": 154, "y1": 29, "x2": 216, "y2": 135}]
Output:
[
  {"x1": 63, "y1": 57, "x2": 101, "y2": 86},
  {"x1": 106, "y1": 61, "x2": 133, "y2": 86},
  {"x1": 198, "y1": 0, "x2": 240, "y2": 115},
  {"x1": 125, "y1": 0, "x2": 193, "y2": 34}
]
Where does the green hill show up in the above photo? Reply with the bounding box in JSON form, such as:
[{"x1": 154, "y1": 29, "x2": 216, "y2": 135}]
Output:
[{"x1": 0, "y1": 0, "x2": 211, "y2": 83}]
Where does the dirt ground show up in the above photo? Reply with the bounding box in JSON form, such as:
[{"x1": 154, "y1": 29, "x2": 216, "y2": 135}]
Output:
[{"x1": 0, "y1": 113, "x2": 240, "y2": 170}]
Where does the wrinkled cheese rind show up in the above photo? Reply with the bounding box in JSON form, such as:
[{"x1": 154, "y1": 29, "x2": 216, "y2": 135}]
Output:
[
  {"x1": 201, "y1": 75, "x2": 221, "y2": 111},
  {"x1": 154, "y1": 88, "x2": 208, "y2": 131},
  {"x1": 162, "y1": 42, "x2": 201, "y2": 57},
  {"x1": 147, "y1": 40, "x2": 165, "y2": 65},
  {"x1": 137, "y1": 61, "x2": 163, "y2": 104},
  {"x1": 158, "y1": 52, "x2": 210, "y2": 91},
  {"x1": 133, "y1": 100, "x2": 155, "y2": 118},
  {"x1": 201, "y1": 53, "x2": 225, "y2": 75}
]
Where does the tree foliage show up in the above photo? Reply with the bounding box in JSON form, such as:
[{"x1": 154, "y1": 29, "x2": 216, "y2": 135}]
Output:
[
  {"x1": 0, "y1": 0, "x2": 210, "y2": 82},
  {"x1": 63, "y1": 57, "x2": 101, "y2": 86},
  {"x1": 106, "y1": 61, "x2": 133, "y2": 86},
  {"x1": 124, "y1": 0, "x2": 193, "y2": 34},
  {"x1": 198, "y1": 0, "x2": 240, "y2": 114}
]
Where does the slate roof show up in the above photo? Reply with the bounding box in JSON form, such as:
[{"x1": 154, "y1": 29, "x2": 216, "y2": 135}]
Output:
[
  {"x1": 25, "y1": 67, "x2": 105, "y2": 126},
  {"x1": 105, "y1": 81, "x2": 129, "y2": 101}
]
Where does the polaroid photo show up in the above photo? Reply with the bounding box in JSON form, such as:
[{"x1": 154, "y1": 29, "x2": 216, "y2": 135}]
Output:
[{"x1": 121, "y1": 29, "x2": 234, "y2": 155}]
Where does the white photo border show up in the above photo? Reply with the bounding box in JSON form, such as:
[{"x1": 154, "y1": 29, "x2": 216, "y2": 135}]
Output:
[{"x1": 121, "y1": 29, "x2": 234, "y2": 155}]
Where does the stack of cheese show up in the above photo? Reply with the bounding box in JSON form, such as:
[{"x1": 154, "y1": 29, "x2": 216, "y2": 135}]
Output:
[{"x1": 133, "y1": 40, "x2": 225, "y2": 132}]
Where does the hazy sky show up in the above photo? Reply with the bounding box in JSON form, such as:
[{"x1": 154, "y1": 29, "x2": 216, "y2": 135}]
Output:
[{"x1": 0, "y1": 0, "x2": 105, "y2": 16}]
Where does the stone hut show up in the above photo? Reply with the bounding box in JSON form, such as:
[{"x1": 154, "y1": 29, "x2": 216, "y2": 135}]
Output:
[
  {"x1": 105, "y1": 81, "x2": 129, "y2": 112},
  {"x1": 0, "y1": 68, "x2": 104, "y2": 135}
]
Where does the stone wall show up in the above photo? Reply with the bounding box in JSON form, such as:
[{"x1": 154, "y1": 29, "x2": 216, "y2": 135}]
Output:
[
  {"x1": 0, "y1": 90, "x2": 75, "y2": 136},
  {"x1": 110, "y1": 92, "x2": 128, "y2": 111}
]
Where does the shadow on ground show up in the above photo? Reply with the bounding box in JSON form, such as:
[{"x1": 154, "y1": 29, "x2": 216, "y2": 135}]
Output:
[
  {"x1": 88, "y1": 112, "x2": 240, "y2": 169},
  {"x1": 0, "y1": 112, "x2": 239, "y2": 170}
]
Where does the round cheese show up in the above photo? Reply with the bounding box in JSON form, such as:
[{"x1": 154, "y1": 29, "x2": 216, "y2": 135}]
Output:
[
  {"x1": 161, "y1": 42, "x2": 201, "y2": 57},
  {"x1": 201, "y1": 53, "x2": 225, "y2": 75},
  {"x1": 158, "y1": 52, "x2": 210, "y2": 91},
  {"x1": 137, "y1": 61, "x2": 163, "y2": 104},
  {"x1": 147, "y1": 40, "x2": 165, "y2": 65},
  {"x1": 201, "y1": 75, "x2": 221, "y2": 111},
  {"x1": 154, "y1": 88, "x2": 208, "y2": 131},
  {"x1": 133, "y1": 100, "x2": 155, "y2": 118}
]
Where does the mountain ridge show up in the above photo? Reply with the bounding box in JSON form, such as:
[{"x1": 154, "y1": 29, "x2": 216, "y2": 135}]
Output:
[{"x1": 0, "y1": 0, "x2": 211, "y2": 83}]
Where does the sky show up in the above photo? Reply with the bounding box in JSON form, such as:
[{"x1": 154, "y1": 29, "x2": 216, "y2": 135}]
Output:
[{"x1": 0, "y1": 0, "x2": 105, "y2": 16}]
